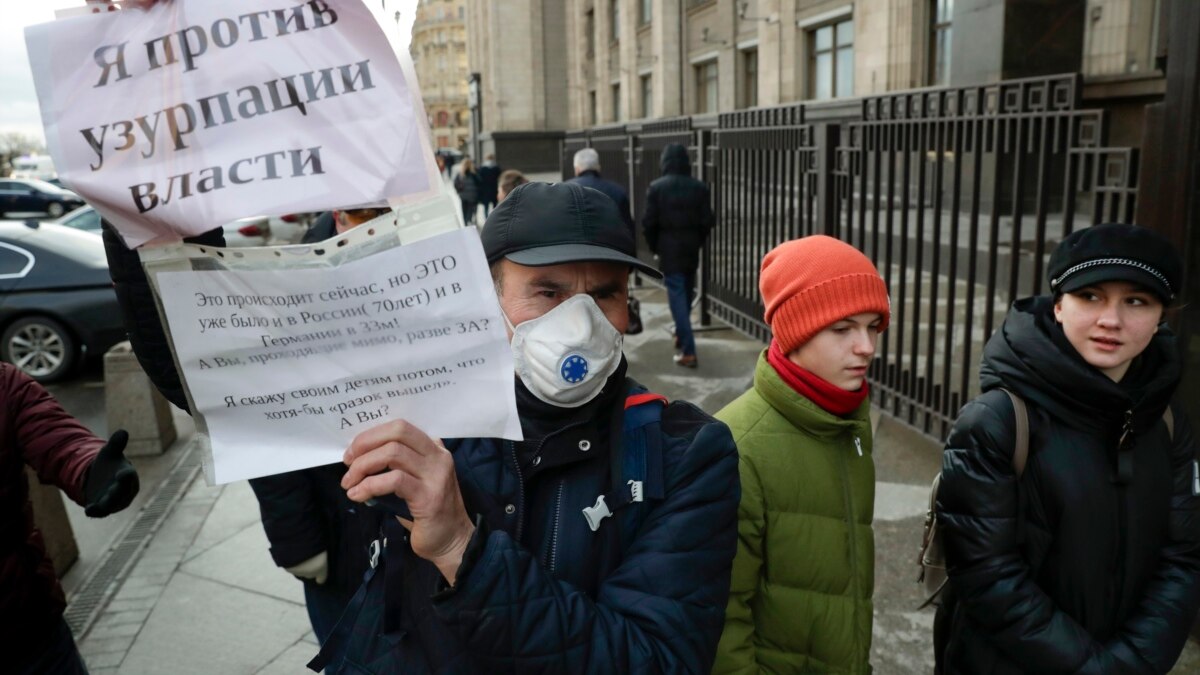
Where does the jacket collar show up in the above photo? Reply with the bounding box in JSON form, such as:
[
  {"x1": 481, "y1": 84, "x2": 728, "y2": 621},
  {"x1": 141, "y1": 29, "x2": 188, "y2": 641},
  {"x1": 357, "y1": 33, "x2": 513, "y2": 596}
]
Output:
[{"x1": 752, "y1": 351, "x2": 871, "y2": 439}]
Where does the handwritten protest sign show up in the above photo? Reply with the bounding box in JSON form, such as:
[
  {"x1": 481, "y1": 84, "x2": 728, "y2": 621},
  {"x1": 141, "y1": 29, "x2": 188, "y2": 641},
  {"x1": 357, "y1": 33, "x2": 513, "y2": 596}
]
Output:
[
  {"x1": 153, "y1": 225, "x2": 521, "y2": 484},
  {"x1": 26, "y1": 0, "x2": 436, "y2": 248}
]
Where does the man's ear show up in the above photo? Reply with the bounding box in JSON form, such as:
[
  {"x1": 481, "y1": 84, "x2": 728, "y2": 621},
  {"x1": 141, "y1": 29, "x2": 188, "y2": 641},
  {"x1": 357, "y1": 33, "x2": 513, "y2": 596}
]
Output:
[{"x1": 1053, "y1": 298, "x2": 1064, "y2": 324}]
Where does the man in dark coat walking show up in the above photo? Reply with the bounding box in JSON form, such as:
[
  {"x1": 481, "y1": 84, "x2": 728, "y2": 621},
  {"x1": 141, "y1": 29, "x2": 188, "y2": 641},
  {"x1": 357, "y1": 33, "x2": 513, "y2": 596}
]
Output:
[
  {"x1": 568, "y1": 147, "x2": 635, "y2": 238},
  {"x1": 642, "y1": 143, "x2": 714, "y2": 368}
]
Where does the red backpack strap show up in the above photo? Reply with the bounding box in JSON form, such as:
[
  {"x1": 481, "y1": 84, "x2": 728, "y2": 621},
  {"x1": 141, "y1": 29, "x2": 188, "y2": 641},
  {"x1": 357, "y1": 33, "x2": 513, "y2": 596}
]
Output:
[{"x1": 625, "y1": 393, "x2": 668, "y2": 409}]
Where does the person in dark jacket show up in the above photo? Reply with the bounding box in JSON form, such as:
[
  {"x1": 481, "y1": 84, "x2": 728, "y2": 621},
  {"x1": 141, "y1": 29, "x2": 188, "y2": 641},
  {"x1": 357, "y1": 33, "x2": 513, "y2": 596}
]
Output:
[
  {"x1": 936, "y1": 223, "x2": 1200, "y2": 674},
  {"x1": 477, "y1": 154, "x2": 502, "y2": 216},
  {"x1": 3, "y1": 363, "x2": 139, "y2": 674},
  {"x1": 454, "y1": 157, "x2": 483, "y2": 226},
  {"x1": 101, "y1": 222, "x2": 385, "y2": 651},
  {"x1": 641, "y1": 143, "x2": 714, "y2": 368},
  {"x1": 314, "y1": 181, "x2": 740, "y2": 674},
  {"x1": 568, "y1": 147, "x2": 635, "y2": 238}
]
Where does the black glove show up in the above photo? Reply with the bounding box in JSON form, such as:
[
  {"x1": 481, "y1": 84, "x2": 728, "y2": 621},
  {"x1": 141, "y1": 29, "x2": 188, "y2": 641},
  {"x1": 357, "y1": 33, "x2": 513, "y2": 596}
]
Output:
[{"x1": 84, "y1": 430, "x2": 140, "y2": 517}]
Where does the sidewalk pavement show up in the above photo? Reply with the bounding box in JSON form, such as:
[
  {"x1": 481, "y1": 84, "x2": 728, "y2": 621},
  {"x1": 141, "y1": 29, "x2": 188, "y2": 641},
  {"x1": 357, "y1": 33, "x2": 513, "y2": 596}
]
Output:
[{"x1": 67, "y1": 285, "x2": 1200, "y2": 673}]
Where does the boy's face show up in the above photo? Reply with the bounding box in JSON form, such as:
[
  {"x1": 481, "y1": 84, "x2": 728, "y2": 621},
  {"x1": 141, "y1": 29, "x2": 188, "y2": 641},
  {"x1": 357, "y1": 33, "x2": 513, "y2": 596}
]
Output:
[{"x1": 787, "y1": 312, "x2": 883, "y2": 391}]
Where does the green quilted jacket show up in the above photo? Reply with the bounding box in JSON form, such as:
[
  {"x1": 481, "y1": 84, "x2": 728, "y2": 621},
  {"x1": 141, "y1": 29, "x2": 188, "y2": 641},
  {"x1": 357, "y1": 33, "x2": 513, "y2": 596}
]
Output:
[{"x1": 713, "y1": 353, "x2": 875, "y2": 675}]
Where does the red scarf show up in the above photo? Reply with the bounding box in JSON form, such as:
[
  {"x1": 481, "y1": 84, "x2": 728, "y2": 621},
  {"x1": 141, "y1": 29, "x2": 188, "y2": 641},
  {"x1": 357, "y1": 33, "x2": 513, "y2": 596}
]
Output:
[{"x1": 766, "y1": 340, "x2": 868, "y2": 416}]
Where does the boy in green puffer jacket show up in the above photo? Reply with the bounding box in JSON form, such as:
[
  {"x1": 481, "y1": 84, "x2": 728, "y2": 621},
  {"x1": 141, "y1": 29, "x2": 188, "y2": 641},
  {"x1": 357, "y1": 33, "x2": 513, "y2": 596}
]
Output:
[{"x1": 714, "y1": 235, "x2": 890, "y2": 675}]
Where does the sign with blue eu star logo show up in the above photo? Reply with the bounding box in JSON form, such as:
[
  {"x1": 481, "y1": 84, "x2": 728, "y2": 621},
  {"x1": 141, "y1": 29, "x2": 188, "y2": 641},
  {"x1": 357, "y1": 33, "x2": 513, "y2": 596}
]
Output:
[{"x1": 560, "y1": 354, "x2": 589, "y2": 384}]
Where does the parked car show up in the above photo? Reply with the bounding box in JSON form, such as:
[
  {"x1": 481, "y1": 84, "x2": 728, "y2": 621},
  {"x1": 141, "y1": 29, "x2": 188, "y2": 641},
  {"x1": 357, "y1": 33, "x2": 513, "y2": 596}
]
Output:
[
  {"x1": 0, "y1": 221, "x2": 124, "y2": 382},
  {"x1": 0, "y1": 178, "x2": 84, "y2": 218},
  {"x1": 46, "y1": 204, "x2": 102, "y2": 233}
]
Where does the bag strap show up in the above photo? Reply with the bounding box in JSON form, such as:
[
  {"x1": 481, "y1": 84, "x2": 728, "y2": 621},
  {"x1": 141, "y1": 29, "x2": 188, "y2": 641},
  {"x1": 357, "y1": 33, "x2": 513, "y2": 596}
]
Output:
[
  {"x1": 1165, "y1": 405, "x2": 1175, "y2": 441},
  {"x1": 582, "y1": 388, "x2": 667, "y2": 534},
  {"x1": 1000, "y1": 388, "x2": 1030, "y2": 477}
]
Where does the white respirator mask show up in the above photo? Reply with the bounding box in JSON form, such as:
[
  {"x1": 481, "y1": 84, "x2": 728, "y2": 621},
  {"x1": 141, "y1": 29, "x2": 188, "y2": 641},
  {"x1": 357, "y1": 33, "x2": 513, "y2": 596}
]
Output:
[{"x1": 504, "y1": 294, "x2": 623, "y2": 408}]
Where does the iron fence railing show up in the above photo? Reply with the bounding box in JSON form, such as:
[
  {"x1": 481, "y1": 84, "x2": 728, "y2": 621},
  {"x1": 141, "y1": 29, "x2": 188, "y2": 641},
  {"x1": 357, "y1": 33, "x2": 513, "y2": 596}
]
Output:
[{"x1": 559, "y1": 73, "x2": 1139, "y2": 440}]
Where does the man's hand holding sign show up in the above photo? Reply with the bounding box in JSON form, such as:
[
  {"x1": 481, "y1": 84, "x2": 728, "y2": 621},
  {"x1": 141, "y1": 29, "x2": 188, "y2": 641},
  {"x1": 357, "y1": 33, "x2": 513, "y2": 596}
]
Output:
[{"x1": 342, "y1": 420, "x2": 475, "y2": 585}]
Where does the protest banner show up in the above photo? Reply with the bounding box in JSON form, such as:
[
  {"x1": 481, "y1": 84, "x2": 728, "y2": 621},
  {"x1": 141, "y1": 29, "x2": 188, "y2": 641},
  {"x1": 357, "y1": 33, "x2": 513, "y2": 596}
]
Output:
[
  {"x1": 147, "y1": 215, "x2": 521, "y2": 484},
  {"x1": 25, "y1": 0, "x2": 437, "y2": 247}
]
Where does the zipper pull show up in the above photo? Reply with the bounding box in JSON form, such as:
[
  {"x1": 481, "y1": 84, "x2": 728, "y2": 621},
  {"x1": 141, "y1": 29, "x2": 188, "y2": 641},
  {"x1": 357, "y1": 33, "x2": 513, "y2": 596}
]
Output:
[
  {"x1": 1192, "y1": 461, "x2": 1199, "y2": 497},
  {"x1": 854, "y1": 436, "x2": 863, "y2": 457}
]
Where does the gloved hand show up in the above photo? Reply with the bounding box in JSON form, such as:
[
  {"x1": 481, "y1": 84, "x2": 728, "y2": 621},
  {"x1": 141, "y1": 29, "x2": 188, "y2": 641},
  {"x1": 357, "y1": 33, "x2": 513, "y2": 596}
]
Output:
[
  {"x1": 286, "y1": 551, "x2": 329, "y2": 585},
  {"x1": 83, "y1": 430, "x2": 140, "y2": 517}
]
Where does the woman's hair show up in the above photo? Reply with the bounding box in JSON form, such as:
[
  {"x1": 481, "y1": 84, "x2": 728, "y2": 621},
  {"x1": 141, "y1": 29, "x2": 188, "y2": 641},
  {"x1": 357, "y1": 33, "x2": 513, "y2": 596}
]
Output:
[{"x1": 498, "y1": 169, "x2": 528, "y2": 197}]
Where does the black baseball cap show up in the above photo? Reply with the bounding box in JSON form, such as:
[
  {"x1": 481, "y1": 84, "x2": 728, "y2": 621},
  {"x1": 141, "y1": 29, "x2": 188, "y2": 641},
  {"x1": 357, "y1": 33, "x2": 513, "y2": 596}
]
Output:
[
  {"x1": 480, "y1": 181, "x2": 662, "y2": 278},
  {"x1": 1047, "y1": 223, "x2": 1180, "y2": 302}
]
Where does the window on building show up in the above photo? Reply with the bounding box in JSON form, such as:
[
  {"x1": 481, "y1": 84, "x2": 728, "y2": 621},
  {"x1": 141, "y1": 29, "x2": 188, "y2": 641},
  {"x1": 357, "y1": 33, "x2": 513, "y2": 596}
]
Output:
[
  {"x1": 612, "y1": 83, "x2": 622, "y2": 121},
  {"x1": 611, "y1": 0, "x2": 620, "y2": 41},
  {"x1": 641, "y1": 0, "x2": 652, "y2": 25},
  {"x1": 641, "y1": 74, "x2": 653, "y2": 118},
  {"x1": 458, "y1": 6, "x2": 464, "y2": 20},
  {"x1": 740, "y1": 48, "x2": 758, "y2": 108},
  {"x1": 436, "y1": 111, "x2": 450, "y2": 127},
  {"x1": 930, "y1": 0, "x2": 953, "y2": 86},
  {"x1": 586, "y1": 9, "x2": 596, "y2": 56},
  {"x1": 695, "y1": 60, "x2": 718, "y2": 114},
  {"x1": 590, "y1": 90, "x2": 598, "y2": 125},
  {"x1": 809, "y1": 18, "x2": 853, "y2": 100}
]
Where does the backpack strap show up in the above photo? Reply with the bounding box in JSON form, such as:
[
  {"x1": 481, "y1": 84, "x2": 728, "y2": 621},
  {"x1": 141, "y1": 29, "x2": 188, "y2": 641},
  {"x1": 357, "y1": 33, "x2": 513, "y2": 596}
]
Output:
[
  {"x1": 1000, "y1": 388, "x2": 1030, "y2": 477},
  {"x1": 581, "y1": 389, "x2": 667, "y2": 534}
]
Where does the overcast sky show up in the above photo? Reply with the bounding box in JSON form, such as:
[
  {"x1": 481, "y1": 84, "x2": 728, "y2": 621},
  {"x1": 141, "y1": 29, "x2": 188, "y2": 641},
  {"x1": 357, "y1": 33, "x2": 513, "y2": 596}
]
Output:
[
  {"x1": 0, "y1": 0, "x2": 82, "y2": 142},
  {"x1": 0, "y1": 0, "x2": 416, "y2": 146}
]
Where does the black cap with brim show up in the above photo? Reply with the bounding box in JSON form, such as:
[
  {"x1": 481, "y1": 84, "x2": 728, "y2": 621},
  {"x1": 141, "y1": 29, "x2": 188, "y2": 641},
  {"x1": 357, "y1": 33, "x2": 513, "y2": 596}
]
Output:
[
  {"x1": 505, "y1": 243, "x2": 662, "y2": 278},
  {"x1": 482, "y1": 181, "x2": 663, "y2": 279}
]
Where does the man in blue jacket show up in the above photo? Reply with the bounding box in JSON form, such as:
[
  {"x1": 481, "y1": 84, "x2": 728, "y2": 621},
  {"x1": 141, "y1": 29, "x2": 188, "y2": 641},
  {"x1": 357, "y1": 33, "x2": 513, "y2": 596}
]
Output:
[{"x1": 320, "y1": 181, "x2": 740, "y2": 673}]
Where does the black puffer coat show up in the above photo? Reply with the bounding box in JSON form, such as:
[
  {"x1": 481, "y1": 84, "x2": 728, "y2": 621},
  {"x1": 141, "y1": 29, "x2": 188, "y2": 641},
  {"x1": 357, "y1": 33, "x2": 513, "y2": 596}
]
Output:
[
  {"x1": 937, "y1": 296, "x2": 1200, "y2": 674},
  {"x1": 641, "y1": 144, "x2": 714, "y2": 275}
]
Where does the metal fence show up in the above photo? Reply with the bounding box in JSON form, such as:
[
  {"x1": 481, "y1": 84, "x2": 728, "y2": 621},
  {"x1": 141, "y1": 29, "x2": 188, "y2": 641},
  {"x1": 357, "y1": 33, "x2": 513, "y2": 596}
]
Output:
[{"x1": 560, "y1": 73, "x2": 1139, "y2": 439}]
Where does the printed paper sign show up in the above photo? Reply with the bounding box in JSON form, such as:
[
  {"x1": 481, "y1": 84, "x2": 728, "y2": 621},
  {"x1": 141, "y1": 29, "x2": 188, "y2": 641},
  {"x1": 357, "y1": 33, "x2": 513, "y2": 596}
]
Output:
[
  {"x1": 155, "y1": 227, "x2": 521, "y2": 484},
  {"x1": 26, "y1": 0, "x2": 433, "y2": 247}
]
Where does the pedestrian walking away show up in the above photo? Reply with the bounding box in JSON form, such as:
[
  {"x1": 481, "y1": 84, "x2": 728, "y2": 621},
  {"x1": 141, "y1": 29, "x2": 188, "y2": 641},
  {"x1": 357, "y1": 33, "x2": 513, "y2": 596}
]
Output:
[
  {"x1": 3, "y1": 363, "x2": 140, "y2": 675},
  {"x1": 934, "y1": 223, "x2": 1200, "y2": 674},
  {"x1": 641, "y1": 143, "x2": 714, "y2": 368},
  {"x1": 454, "y1": 157, "x2": 483, "y2": 226},
  {"x1": 477, "y1": 154, "x2": 502, "y2": 217},
  {"x1": 309, "y1": 181, "x2": 740, "y2": 674},
  {"x1": 713, "y1": 235, "x2": 890, "y2": 675}
]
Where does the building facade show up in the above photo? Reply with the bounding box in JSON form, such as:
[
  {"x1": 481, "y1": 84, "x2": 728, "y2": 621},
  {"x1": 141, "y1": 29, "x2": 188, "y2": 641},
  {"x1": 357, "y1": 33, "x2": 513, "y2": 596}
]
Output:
[
  {"x1": 412, "y1": 0, "x2": 471, "y2": 152},
  {"x1": 467, "y1": 0, "x2": 1163, "y2": 140}
]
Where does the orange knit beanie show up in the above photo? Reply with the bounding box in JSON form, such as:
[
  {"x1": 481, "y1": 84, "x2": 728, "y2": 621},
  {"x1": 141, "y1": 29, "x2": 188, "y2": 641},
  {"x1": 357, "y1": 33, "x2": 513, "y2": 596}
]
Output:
[{"x1": 760, "y1": 235, "x2": 891, "y2": 354}]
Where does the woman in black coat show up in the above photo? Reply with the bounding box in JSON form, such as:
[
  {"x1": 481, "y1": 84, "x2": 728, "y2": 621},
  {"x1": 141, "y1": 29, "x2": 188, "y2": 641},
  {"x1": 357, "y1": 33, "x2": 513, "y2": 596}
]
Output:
[{"x1": 936, "y1": 223, "x2": 1200, "y2": 674}]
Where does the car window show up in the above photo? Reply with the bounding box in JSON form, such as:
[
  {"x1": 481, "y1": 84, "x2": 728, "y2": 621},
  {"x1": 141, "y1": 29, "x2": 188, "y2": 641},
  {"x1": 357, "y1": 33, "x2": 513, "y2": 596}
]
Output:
[
  {"x1": 62, "y1": 208, "x2": 101, "y2": 231},
  {"x1": 0, "y1": 181, "x2": 16, "y2": 191},
  {"x1": 0, "y1": 244, "x2": 34, "y2": 278}
]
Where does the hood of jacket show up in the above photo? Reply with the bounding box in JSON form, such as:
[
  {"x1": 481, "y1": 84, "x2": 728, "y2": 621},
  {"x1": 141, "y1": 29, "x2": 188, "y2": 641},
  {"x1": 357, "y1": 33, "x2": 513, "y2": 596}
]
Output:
[
  {"x1": 660, "y1": 143, "x2": 691, "y2": 176},
  {"x1": 979, "y1": 295, "x2": 1179, "y2": 436}
]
